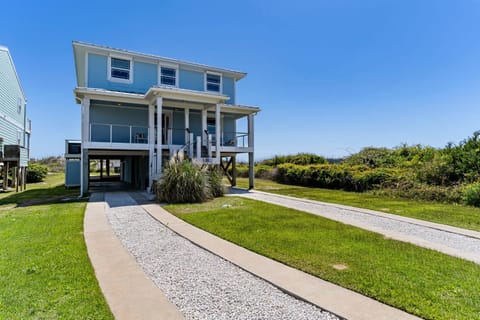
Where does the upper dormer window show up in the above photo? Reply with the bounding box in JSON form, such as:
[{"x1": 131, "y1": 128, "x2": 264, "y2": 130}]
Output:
[
  {"x1": 205, "y1": 72, "x2": 222, "y2": 93},
  {"x1": 108, "y1": 56, "x2": 133, "y2": 83},
  {"x1": 160, "y1": 66, "x2": 177, "y2": 86}
]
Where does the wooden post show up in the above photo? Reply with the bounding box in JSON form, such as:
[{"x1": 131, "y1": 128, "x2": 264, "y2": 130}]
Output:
[
  {"x1": 4, "y1": 162, "x2": 8, "y2": 190},
  {"x1": 15, "y1": 165, "x2": 19, "y2": 192},
  {"x1": 232, "y1": 155, "x2": 237, "y2": 187},
  {"x1": 23, "y1": 167, "x2": 26, "y2": 190}
]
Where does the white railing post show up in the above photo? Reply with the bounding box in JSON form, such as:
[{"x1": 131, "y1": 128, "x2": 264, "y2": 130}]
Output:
[
  {"x1": 129, "y1": 126, "x2": 132, "y2": 143},
  {"x1": 207, "y1": 134, "x2": 212, "y2": 159},
  {"x1": 168, "y1": 128, "x2": 173, "y2": 145},
  {"x1": 196, "y1": 136, "x2": 201, "y2": 160},
  {"x1": 189, "y1": 133, "x2": 194, "y2": 158}
]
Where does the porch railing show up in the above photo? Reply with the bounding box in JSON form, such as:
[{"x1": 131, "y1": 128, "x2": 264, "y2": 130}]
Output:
[
  {"x1": 220, "y1": 132, "x2": 249, "y2": 148},
  {"x1": 90, "y1": 123, "x2": 149, "y2": 144}
]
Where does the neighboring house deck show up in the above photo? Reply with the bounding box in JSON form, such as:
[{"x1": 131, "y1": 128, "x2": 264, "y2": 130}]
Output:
[
  {"x1": 72, "y1": 41, "x2": 259, "y2": 193},
  {"x1": 0, "y1": 46, "x2": 31, "y2": 191}
]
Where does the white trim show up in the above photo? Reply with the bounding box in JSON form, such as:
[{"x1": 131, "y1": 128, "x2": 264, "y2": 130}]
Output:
[
  {"x1": 85, "y1": 51, "x2": 89, "y2": 87},
  {"x1": 158, "y1": 63, "x2": 179, "y2": 88},
  {"x1": 84, "y1": 142, "x2": 150, "y2": 150},
  {"x1": 107, "y1": 54, "x2": 134, "y2": 84},
  {"x1": 204, "y1": 71, "x2": 222, "y2": 94}
]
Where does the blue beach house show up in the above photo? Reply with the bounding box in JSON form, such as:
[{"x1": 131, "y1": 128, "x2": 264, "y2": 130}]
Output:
[
  {"x1": 0, "y1": 46, "x2": 31, "y2": 191},
  {"x1": 72, "y1": 41, "x2": 259, "y2": 193}
]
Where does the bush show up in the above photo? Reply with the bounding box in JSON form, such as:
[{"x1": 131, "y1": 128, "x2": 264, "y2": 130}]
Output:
[
  {"x1": 462, "y1": 182, "x2": 480, "y2": 207},
  {"x1": 373, "y1": 182, "x2": 463, "y2": 204},
  {"x1": 208, "y1": 168, "x2": 225, "y2": 198},
  {"x1": 156, "y1": 158, "x2": 224, "y2": 204},
  {"x1": 260, "y1": 153, "x2": 327, "y2": 166},
  {"x1": 27, "y1": 163, "x2": 48, "y2": 183}
]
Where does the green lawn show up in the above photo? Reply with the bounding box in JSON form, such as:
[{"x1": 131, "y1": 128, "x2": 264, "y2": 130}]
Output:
[
  {"x1": 236, "y1": 178, "x2": 480, "y2": 232},
  {"x1": 0, "y1": 173, "x2": 113, "y2": 319},
  {"x1": 167, "y1": 197, "x2": 480, "y2": 320}
]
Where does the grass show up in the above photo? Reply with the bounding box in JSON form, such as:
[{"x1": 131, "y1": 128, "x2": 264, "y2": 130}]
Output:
[
  {"x1": 166, "y1": 197, "x2": 480, "y2": 320},
  {"x1": 0, "y1": 173, "x2": 113, "y2": 319},
  {"x1": 235, "y1": 178, "x2": 480, "y2": 232}
]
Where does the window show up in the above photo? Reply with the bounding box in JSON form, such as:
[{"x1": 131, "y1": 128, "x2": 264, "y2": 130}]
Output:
[
  {"x1": 17, "y1": 98, "x2": 22, "y2": 114},
  {"x1": 206, "y1": 72, "x2": 221, "y2": 93},
  {"x1": 160, "y1": 66, "x2": 177, "y2": 86},
  {"x1": 109, "y1": 56, "x2": 132, "y2": 82}
]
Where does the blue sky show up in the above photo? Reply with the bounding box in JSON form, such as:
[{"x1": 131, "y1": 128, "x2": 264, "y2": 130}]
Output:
[{"x1": 2, "y1": 0, "x2": 480, "y2": 160}]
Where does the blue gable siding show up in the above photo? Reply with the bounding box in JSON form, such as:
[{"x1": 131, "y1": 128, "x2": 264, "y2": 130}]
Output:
[
  {"x1": 87, "y1": 53, "x2": 157, "y2": 93},
  {"x1": 222, "y1": 76, "x2": 235, "y2": 104},
  {"x1": 179, "y1": 69, "x2": 204, "y2": 91}
]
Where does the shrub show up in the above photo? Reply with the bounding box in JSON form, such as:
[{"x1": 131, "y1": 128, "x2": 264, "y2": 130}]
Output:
[
  {"x1": 208, "y1": 168, "x2": 225, "y2": 198},
  {"x1": 157, "y1": 159, "x2": 210, "y2": 204},
  {"x1": 462, "y1": 182, "x2": 480, "y2": 207},
  {"x1": 373, "y1": 182, "x2": 463, "y2": 204},
  {"x1": 261, "y1": 153, "x2": 327, "y2": 166},
  {"x1": 27, "y1": 163, "x2": 48, "y2": 183}
]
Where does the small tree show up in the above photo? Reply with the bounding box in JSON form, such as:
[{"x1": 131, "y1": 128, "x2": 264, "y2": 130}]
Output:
[{"x1": 27, "y1": 163, "x2": 48, "y2": 183}]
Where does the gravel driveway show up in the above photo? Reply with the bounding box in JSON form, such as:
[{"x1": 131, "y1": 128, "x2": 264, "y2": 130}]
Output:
[{"x1": 104, "y1": 192, "x2": 338, "y2": 320}]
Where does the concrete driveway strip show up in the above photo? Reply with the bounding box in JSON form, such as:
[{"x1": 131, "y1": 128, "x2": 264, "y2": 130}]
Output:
[
  {"x1": 142, "y1": 202, "x2": 420, "y2": 320},
  {"x1": 84, "y1": 193, "x2": 184, "y2": 320},
  {"x1": 233, "y1": 190, "x2": 480, "y2": 265}
]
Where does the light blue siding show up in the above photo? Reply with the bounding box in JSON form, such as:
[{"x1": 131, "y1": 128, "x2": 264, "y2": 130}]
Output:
[
  {"x1": 0, "y1": 48, "x2": 29, "y2": 165},
  {"x1": 179, "y1": 69, "x2": 204, "y2": 91},
  {"x1": 65, "y1": 159, "x2": 81, "y2": 187},
  {"x1": 20, "y1": 147, "x2": 28, "y2": 167},
  {"x1": 222, "y1": 76, "x2": 235, "y2": 104},
  {"x1": 189, "y1": 111, "x2": 202, "y2": 139},
  {"x1": 172, "y1": 110, "x2": 185, "y2": 145},
  {"x1": 89, "y1": 103, "x2": 148, "y2": 143},
  {"x1": 0, "y1": 50, "x2": 27, "y2": 145},
  {"x1": 222, "y1": 116, "x2": 236, "y2": 145},
  {"x1": 87, "y1": 53, "x2": 157, "y2": 93}
]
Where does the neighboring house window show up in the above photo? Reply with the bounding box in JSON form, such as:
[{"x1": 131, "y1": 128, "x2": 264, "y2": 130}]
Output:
[
  {"x1": 205, "y1": 72, "x2": 221, "y2": 93},
  {"x1": 17, "y1": 98, "x2": 22, "y2": 114},
  {"x1": 160, "y1": 66, "x2": 177, "y2": 86},
  {"x1": 109, "y1": 56, "x2": 132, "y2": 82},
  {"x1": 17, "y1": 130, "x2": 22, "y2": 145}
]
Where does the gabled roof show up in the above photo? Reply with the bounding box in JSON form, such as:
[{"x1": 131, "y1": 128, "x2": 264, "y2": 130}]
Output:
[
  {"x1": 0, "y1": 45, "x2": 27, "y2": 101},
  {"x1": 72, "y1": 41, "x2": 247, "y2": 87}
]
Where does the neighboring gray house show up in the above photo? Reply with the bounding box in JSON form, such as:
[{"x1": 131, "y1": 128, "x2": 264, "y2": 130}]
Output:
[
  {"x1": 0, "y1": 46, "x2": 31, "y2": 191},
  {"x1": 71, "y1": 41, "x2": 259, "y2": 194}
]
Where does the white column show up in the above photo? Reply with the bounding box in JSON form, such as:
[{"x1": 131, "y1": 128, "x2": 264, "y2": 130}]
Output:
[
  {"x1": 185, "y1": 108, "x2": 190, "y2": 145},
  {"x1": 248, "y1": 114, "x2": 255, "y2": 189},
  {"x1": 156, "y1": 97, "x2": 163, "y2": 175},
  {"x1": 148, "y1": 103, "x2": 155, "y2": 191},
  {"x1": 215, "y1": 104, "x2": 221, "y2": 163},
  {"x1": 201, "y1": 109, "x2": 207, "y2": 146},
  {"x1": 80, "y1": 97, "x2": 90, "y2": 196}
]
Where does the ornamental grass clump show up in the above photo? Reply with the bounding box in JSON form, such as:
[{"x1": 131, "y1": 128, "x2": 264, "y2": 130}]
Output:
[{"x1": 157, "y1": 155, "x2": 224, "y2": 203}]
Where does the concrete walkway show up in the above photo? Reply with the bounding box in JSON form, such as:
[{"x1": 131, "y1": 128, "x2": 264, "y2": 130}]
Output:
[
  {"x1": 231, "y1": 189, "x2": 480, "y2": 265},
  {"x1": 141, "y1": 199, "x2": 420, "y2": 320},
  {"x1": 84, "y1": 193, "x2": 184, "y2": 320}
]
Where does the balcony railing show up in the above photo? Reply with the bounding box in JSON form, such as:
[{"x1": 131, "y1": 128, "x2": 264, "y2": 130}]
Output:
[
  {"x1": 90, "y1": 123, "x2": 148, "y2": 144},
  {"x1": 221, "y1": 132, "x2": 249, "y2": 148}
]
